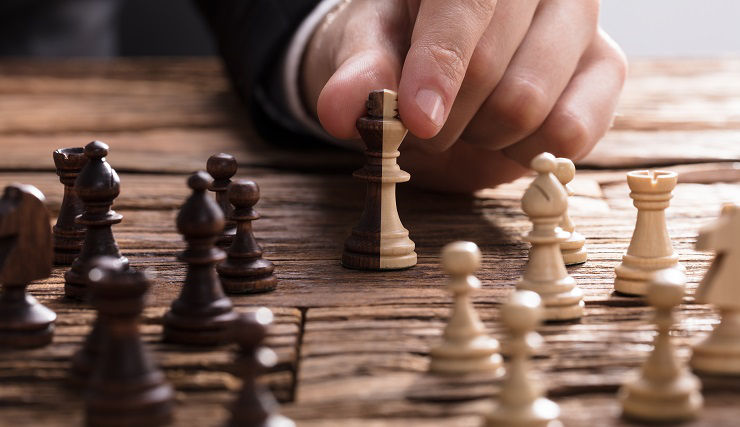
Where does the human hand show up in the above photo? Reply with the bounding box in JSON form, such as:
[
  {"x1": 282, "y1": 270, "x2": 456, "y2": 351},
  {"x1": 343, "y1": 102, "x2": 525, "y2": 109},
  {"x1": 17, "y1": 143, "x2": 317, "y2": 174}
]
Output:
[{"x1": 302, "y1": 0, "x2": 627, "y2": 192}]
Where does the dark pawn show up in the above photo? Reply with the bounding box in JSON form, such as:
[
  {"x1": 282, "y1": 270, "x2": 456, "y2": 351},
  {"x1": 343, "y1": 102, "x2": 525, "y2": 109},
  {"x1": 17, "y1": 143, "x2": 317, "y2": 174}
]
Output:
[
  {"x1": 0, "y1": 184, "x2": 56, "y2": 348},
  {"x1": 217, "y1": 180, "x2": 277, "y2": 294},
  {"x1": 52, "y1": 147, "x2": 87, "y2": 265},
  {"x1": 227, "y1": 309, "x2": 294, "y2": 427},
  {"x1": 207, "y1": 153, "x2": 238, "y2": 246},
  {"x1": 163, "y1": 171, "x2": 237, "y2": 346},
  {"x1": 64, "y1": 141, "x2": 128, "y2": 300},
  {"x1": 69, "y1": 256, "x2": 126, "y2": 386},
  {"x1": 85, "y1": 257, "x2": 174, "y2": 427}
]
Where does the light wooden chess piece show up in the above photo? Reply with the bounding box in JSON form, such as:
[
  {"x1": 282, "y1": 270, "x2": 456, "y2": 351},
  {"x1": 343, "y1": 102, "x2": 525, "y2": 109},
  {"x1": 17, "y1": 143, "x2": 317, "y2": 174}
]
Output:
[
  {"x1": 690, "y1": 203, "x2": 740, "y2": 374},
  {"x1": 619, "y1": 268, "x2": 702, "y2": 422},
  {"x1": 342, "y1": 89, "x2": 417, "y2": 270},
  {"x1": 518, "y1": 153, "x2": 583, "y2": 321},
  {"x1": 614, "y1": 170, "x2": 684, "y2": 296},
  {"x1": 484, "y1": 290, "x2": 562, "y2": 427},
  {"x1": 554, "y1": 158, "x2": 587, "y2": 265},
  {"x1": 429, "y1": 241, "x2": 503, "y2": 375}
]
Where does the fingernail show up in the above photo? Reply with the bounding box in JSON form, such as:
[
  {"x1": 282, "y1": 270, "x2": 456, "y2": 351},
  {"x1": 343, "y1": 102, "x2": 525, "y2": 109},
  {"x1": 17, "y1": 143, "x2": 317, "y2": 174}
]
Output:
[{"x1": 415, "y1": 89, "x2": 444, "y2": 127}]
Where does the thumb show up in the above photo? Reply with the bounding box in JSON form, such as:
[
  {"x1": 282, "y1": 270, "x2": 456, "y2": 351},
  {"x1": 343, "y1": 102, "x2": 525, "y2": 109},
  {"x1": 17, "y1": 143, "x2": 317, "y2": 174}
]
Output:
[{"x1": 317, "y1": 49, "x2": 401, "y2": 139}]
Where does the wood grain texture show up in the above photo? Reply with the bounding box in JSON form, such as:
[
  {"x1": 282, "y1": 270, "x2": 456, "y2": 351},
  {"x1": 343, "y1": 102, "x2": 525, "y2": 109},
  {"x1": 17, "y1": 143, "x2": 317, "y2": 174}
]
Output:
[{"x1": 0, "y1": 58, "x2": 738, "y2": 426}]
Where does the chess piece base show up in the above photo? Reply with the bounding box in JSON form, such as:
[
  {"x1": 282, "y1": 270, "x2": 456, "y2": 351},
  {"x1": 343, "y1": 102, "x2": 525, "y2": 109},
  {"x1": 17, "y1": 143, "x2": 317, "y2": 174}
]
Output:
[
  {"x1": 518, "y1": 277, "x2": 584, "y2": 321},
  {"x1": 484, "y1": 397, "x2": 563, "y2": 427},
  {"x1": 619, "y1": 373, "x2": 702, "y2": 422},
  {"x1": 218, "y1": 258, "x2": 277, "y2": 294},
  {"x1": 0, "y1": 295, "x2": 56, "y2": 348},
  {"x1": 163, "y1": 310, "x2": 238, "y2": 346},
  {"x1": 560, "y1": 232, "x2": 587, "y2": 265},
  {"x1": 342, "y1": 250, "x2": 417, "y2": 271},
  {"x1": 429, "y1": 336, "x2": 504, "y2": 375},
  {"x1": 691, "y1": 311, "x2": 740, "y2": 374},
  {"x1": 86, "y1": 382, "x2": 174, "y2": 427},
  {"x1": 614, "y1": 254, "x2": 684, "y2": 296},
  {"x1": 229, "y1": 414, "x2": 296, "y2": 427}
]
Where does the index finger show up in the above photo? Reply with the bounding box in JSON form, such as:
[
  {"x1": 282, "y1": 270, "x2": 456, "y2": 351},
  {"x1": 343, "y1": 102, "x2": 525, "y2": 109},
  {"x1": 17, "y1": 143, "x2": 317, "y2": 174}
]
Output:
[{"x1": 398, "y1": 0, "x2": 497, "y2": 139}]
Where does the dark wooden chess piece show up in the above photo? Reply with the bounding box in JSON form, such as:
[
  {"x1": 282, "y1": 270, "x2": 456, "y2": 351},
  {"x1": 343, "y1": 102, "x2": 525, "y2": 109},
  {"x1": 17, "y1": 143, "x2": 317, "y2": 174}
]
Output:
[
  {"x1": 217, "y1": 180, "x2": 277, "y2": 293},
  {"x1": 0, "y1": 184, "x2": 56, "y2": 348},
  {"x1": 207, "y1": 153, "x2": 238, "y2": 246},
  {"x1": 69, "y1": 257, "x2": 126, "y2": 386},
  {"x1": 85, "y1": 257, "x2": 174, "y2": 427},
  {"x1": 342, "y1": 89, "x2": 416, "y2": 270},
  {"x1": 52, "y1": 147, "x2": 87, "y2": 265},
  {"x1": 64, "y1": 141, "x2": 128, "y2": 300},
  {"x1": 227, "y1": 309, "x2": 295, "y2": 427},
  {"x1": 163, "y1": 171, "x2": 237, "y2": 345}
]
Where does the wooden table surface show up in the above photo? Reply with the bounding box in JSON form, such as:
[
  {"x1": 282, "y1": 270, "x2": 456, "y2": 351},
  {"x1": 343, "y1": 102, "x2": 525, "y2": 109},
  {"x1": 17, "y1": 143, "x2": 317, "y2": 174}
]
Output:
[{"x1": 0, "y1": 58, "x2": 739, "y2": 427}]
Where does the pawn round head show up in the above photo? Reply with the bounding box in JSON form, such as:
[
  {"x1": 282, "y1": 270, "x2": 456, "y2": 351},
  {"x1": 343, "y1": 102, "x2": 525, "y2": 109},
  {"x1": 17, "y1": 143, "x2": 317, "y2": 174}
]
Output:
[
  {"x1": 228, "y1": 179, "x2": 260, "y2": 209},
  {"x1": 530, "y1": 152, "x2": 557, "y2": 175},
  {"x1": 84, "y1": 141, "x2": 109, "y2": 160},
  {"x1": 554, "y1": 157, "x2": 575, "y2": 185},
  {"x1": 441, "y1": 241, "x2": 481, "y2": 276},
  {"x1": 188, "y1": 171, "x2": 212, "y2": 192},
  {"x1": 501, "y1": 290, "x2": 542, "y2": 333},
  {"x1": 206, "y1": 153, "x2": 237, "y2": 180},
  {"x1": 647, "y1": 268, "x2": 685, "y2": 309},
  {"x1": 233, "y1": 308, "x2": 273, "y2": 351}
]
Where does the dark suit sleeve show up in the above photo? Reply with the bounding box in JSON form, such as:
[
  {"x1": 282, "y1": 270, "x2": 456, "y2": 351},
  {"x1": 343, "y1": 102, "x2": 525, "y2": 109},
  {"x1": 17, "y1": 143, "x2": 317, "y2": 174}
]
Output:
[{"x1": 195, "y1": 0, "x2": 322, "y2": 144}]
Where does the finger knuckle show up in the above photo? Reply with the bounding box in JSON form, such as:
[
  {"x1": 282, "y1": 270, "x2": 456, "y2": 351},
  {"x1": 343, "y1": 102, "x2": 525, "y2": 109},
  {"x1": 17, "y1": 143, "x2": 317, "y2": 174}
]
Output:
[
  {"x1": 489, "y1": 77, "x2": 549, "y2": 134},
  {"x1": 542, "y1": 110, "x2": 591, "y2": 159},
  {"x1": 463, "y1": 0, "x2": 497, "y2": 19},
  {"x1": 423, "y1": 42, "x2": 469, "y2": 88}
]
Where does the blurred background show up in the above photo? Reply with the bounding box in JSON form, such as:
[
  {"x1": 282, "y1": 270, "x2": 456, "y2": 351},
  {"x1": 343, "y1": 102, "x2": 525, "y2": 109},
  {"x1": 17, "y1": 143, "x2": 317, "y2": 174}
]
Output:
[{"x1": 1, "y1": 0, "x2": 739, "y2": 58}]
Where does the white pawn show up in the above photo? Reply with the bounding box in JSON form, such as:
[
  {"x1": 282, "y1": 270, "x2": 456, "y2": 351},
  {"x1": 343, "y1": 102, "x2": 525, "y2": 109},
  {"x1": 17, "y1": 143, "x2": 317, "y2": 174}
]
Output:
[
  {"x1": 518, "y1": 153, "x2": 583, "y2": 321},
  {"x1": 554, "y1": 158, "x2": 587, "y2": 265},
  {"x1": 619, "y1": 269, "x2": 702, "y2": 422},
  {"x1": 614, "y1": 170, "x2": 684, "y2": 296},
  {"x1": 429, "y1": 241, "x2": 503, "y2": 375},
  {"x1": 691, "y1": 203, "x2": 740, "y2": 374},
  {"x1": 484, "y1": 290, "x2": 562, "y2": 427}
]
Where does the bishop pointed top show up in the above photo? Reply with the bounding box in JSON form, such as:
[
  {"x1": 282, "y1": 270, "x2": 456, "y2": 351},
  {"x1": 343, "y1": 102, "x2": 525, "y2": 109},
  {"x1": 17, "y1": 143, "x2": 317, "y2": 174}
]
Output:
[
  {"x1": 75, "y1": 141, "x2": 119, "y2": 203},
  {"x1": 178, "y1": 171, "x2": 224, "y2": 237},
  {"x1": 84, "y1": 141, "x2": 109, "y2": 159},
  {"x1": 188, "y1": 171, "x2": 212, "y2": 191}
]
